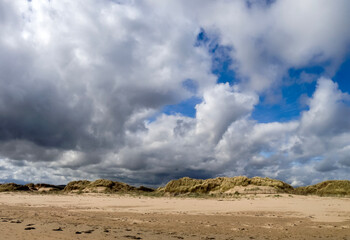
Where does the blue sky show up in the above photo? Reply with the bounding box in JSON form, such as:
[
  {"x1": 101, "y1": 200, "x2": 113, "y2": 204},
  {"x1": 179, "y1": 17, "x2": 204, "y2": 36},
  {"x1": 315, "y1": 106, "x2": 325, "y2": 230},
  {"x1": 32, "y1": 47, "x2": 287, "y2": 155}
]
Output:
[
  {"x1": 161, "y1": 31, "x2": 350, "y2": 124},
  {"x1": 0, "y1": 0, "x2": 350, "y2": 186}
]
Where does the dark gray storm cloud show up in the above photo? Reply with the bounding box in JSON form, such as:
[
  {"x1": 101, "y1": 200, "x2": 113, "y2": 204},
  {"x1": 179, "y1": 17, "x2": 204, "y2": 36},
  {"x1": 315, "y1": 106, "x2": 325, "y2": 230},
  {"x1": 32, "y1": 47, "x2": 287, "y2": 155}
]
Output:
[{"x1": 0, "y1": 0, "x2": 349, "y2": 186}]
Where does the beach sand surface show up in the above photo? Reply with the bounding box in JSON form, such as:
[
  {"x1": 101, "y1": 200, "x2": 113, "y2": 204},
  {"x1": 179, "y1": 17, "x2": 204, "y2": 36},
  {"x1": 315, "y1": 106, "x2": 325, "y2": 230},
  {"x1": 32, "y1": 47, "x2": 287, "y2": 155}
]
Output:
[{"x1": 0, "y1": 193, "x2": 349, "y2": 239}]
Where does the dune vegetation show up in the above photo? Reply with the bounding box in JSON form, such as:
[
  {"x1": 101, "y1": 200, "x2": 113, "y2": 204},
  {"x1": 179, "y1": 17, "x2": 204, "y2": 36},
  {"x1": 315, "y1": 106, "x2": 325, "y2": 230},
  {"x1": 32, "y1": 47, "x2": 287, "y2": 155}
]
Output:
[
  {"x1": 63, "y1": 179, "x2": 153, "y2": 193},
  {"x1": 0, "y1": 183, "x2": 30, "y2": 192},
  {"x1": 1, "y1": 177, "x2": 349, "y2": 197},
  {"x1": 157, "y1": 176, "x2": 294, "y2": 195},
  {"x1": 294, "y1": 180, "x2": 350, "y2": 196}
]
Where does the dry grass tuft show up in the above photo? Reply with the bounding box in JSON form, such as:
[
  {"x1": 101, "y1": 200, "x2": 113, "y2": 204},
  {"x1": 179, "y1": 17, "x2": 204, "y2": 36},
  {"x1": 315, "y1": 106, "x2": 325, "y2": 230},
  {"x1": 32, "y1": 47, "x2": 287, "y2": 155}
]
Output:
[
  {"x1": 0, "y1": 183, "x2": 30, "y2": 192},
  {"x1": 294, "y1": 180, "x2": 350, "y2": 196},
  {"x1": 63, "y1": 180, "x2": 91, "y2": 192},
  {"x1": 63, "y1": 179, "x2": 155, "y2": 193}
]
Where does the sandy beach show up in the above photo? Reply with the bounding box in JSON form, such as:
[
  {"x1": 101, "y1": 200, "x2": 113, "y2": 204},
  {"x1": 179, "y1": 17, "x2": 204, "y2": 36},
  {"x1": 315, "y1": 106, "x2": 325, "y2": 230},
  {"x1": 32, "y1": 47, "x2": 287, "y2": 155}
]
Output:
[{"x1": 0, "y1": 193, "x2": 349, "y2": 239}]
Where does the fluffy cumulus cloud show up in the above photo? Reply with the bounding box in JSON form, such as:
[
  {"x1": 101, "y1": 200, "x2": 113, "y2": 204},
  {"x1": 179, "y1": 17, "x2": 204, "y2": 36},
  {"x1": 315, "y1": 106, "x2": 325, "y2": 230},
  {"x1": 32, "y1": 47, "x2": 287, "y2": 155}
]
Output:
[
  {"x1": 192, "y1": 0, "x2": 350, "y2": 91},
  {"x1": 0, "y1": 0, "x2": 349, "y2": 186}
]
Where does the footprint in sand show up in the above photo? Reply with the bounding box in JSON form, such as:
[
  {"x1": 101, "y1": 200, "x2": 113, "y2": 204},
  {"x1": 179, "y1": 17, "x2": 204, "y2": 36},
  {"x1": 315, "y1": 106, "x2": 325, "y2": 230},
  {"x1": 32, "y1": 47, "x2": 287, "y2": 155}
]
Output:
[
  {"x1": 1, "y1": 218, "x2": 12, "y2": 222},
  {"x1": 75, "y1": 230, "x2": 94, "y2": 234},
  {"x1": 123, "y1": 235, "x2": 142, "y2": 239},
  {"x1": 24, "y1": 227, "x2": 35, "y2": 230},
  {"x1": 174, "y1": 236, "x2": 184, "y2": 239},
  {"x1": 52, "y1": 227, "x2": 63, "y2": 231},
  {"x1": 10, "y1": 220, "x2": 22, "y2": 223}
]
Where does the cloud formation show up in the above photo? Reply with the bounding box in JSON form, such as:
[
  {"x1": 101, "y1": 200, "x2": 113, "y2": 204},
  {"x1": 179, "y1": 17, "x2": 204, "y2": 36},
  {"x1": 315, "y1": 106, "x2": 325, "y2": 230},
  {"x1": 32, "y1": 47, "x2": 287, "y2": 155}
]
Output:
[
  {"x1": 0, "y1": 0, "x2": 349, "y2": 186},
  {"x1": 193, "y1": 0, "x2": 350, "y2": 91}
]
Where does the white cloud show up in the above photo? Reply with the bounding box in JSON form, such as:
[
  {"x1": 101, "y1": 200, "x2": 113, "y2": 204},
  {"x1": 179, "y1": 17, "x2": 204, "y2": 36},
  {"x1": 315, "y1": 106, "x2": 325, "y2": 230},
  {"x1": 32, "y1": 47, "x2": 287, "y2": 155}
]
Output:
[
  {"x1": 196, "y1": 83, "x2": 258, "y2": 144},
  {"x1": 300, "y1": 78, "x2": 350, "y2": 136},
  {"x1": 0, "y1": 0, "x2": 349, "y2": 186},
  {"x1": 191, "y1": 0, "x2": 350, "y2": 91},
  {"x1": 75, "y1": 78, "x2": 349, "y2": 186}
]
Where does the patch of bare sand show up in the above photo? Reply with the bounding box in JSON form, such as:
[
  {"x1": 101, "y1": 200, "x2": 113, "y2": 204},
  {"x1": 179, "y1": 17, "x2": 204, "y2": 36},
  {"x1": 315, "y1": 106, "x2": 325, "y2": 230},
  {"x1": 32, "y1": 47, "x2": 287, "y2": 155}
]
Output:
[
  {"x1": 0, "y1": 193, "x2": 349, "y2": 239},
  {"x1": 36, "y1": 187, "x2": 56, "y2": 192},
  {"x1": 223, "y1": 185, "x2": 278, "y2": 194}
]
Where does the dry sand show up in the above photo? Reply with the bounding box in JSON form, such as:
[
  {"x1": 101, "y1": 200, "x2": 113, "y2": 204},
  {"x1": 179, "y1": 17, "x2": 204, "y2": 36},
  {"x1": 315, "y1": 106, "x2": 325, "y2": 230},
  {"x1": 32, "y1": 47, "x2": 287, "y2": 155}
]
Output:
[{"x1": 0, "y1": 193, "x2": 349, "y2": 239}]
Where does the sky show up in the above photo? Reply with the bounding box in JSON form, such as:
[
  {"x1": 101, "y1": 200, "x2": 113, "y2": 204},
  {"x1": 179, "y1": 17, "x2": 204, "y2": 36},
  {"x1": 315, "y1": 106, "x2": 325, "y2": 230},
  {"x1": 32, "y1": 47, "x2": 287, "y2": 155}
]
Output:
[{"x1": 0, "y1": 0, "x2": 350, "y2": 187}]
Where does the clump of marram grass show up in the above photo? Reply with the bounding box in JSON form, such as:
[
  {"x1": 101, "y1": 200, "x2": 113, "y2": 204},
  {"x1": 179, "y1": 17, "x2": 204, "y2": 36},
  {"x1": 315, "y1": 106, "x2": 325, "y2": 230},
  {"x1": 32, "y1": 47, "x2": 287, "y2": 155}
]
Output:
[
  {"x1": 63, "y1": 179, "x2": 155, "y2": 194},
  {"x1": 157, "y1": 176, "x2": 294, "y2": 195},
  {"x1": 0, "y1": 183, "x2": 30, "y2": 192},
  {"x1": 63, "y1": 180, "x2": 91, "y2": 192},
  {"x1": 89, "y1": 179, "x2": 136, "y2": 192},
  {"x1": 294, "y1": 180, "x2": 350, "y2": 196}
]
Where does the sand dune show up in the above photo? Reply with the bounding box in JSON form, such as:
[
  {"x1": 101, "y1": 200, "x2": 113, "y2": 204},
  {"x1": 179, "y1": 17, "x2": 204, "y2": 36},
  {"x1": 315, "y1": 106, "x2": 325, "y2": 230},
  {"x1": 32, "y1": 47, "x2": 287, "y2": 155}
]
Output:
[
  {"x1": 2, "y1": 177, "x2": 350, "y2": 197},
  {"x1": 1, "y1": 177, "x2": 350, "y2": 239}
]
